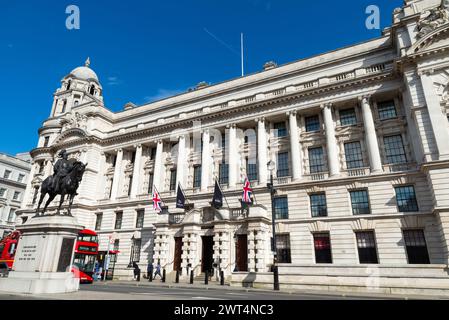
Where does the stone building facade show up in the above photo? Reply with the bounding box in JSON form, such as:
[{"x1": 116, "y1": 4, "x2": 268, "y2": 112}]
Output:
[
  {"x1": 0, "y1": 152, "x2": 31, "y2": 238},
  {"x1": 16, "y1": 0, "x2": 449, "y2": 295}
]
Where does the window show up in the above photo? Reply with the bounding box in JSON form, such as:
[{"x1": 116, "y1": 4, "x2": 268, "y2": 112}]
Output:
[
  {"x1": 377, "y1": 101, "x2": 397, "y2": 120},
  {"x1": 276, "y1": 234, "x2": 291, "y2": 263},
  {"x1": 356, "y1": 231, "x2": 378, "y2": 264},
  {"x1": 113, "y1": 239, "x2": 120, "y2": 251},
  {"x1": 169, "y1": 169, "x2": 177, "y2": 191},
  {"x1": 13, "y1": 191, "x2": 20, "y2": 201},
  {"x1": 147, "y1": 173, "x2": 154, "y2": 194},
  {"x1": 43, "y1": 136, "x2": 50, "y2": 147},
  {"x1": 130, "y1": 238, "x2": 142, "y2": 263},
  {"x1": 314, "y1": 233, "x2": 332, "y2": 263},
  {"x1": 305, "y1": 115, "x2": 320, "y2": 132},
  {"x1": 246, "y1": 159, "x2": 258, "y2": 181},
  {"x1": 90, "y1": 85, "x2": 95, "y2": 95},
  {"x1": 95, "y1": 213, "x2": 103, "y2": 231},
  {"x1": 0, "y1": 188, "x2": 6, "y2": 198},
  {"x1": 350, "y1": 190, "x2": 370, "y2": 215},
  {"x1": 130, "y1": 151, "x2": 136, "y2": 164},
  {"x1": 114, "y1": 212, "x2": 123, "y2": 230},
  {"x1": 384, "y1": 135, "x2": 407, "y2": 164},
  {"x1": 277, "y1": 152, "x2": 289, "y2": 177},
  {"x1": 219, "y1": 163, "x2": 229, "y2": 185},
  {"x1": 310, "y1": 193, "x2": 327, "y2": 217},
  {"x1": 274, "y1": 196, "x2": 289, "y2": 219},
  {"x1": 403, "y1": 229, "x2": 430, "y2": 264},
  {"x1": 3, "y1": 170, "x2": 11, "y2": 179},
  {"x1": 18, "y1": 174, "x2": 25, "y2": 183},
  {"x1": 32, "y1": 187, "x2": 39, "y2": 204},
  {"x1": 395, "y1": 186, "x2": 419, "y2": 212},
  {"x1": 339, "y1": 108, "x2": 357, "y2": 126},
  {"x1": 67, "y1": 80, "x2": 71, "y2": 90},
  {"x1": 136, "y1": 210, "x2": 145, "y2": 228},
  {"x1": 308, "y1": 147, "x2": 325, "y2": 173},
  {"x1": 274, "y1": 122, "x2": 287, "y2": 137},
  {"x1": 193, "y1": 165, "x2": 202, "y2": 189},
  {"x1": 344, "y1": 141, "x2": 364, "y2": 169},
  {"x1": 38, "y1": 162, "x2": 45, "y2": 174},
  {"x1": 22, "y1": 217, "x2": 28, "y2": 224},
  {"x1": 221, "y1": 133, "x2": 226, "y2": 150},
  {"x1": 150, "y1": 147, "x2": 157, "y2": 160},
  {"x1": 61, "y1": 100, "x2": 67, "y2": 113},
  {"x1": 128, "y1": 175, "x2": 133, "y2": 197},
  {"x1": 7, "y1": 209, "x2": 15, "y2": 223}
]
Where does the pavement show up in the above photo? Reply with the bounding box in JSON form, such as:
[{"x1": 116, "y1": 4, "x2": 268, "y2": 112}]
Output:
[{"x1": 0, "y1": 279, "x2": 446, "y2": 300}]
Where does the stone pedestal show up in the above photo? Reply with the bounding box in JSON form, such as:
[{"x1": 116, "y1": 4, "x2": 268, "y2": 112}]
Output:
[{"x1": 0, "y1": 215, "x2": 83, "y2": 294}]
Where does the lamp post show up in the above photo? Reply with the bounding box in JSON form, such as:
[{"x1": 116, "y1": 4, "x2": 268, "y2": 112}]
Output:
[{"x1": 267, "y1": 160, "x2": 280, "y2": 291}]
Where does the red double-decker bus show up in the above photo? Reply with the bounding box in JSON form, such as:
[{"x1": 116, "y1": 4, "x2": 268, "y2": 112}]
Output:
[
  {"x1": 72, "y1": 229, "x2": 99, "y2": 283},
  {"x1": 0, "y1": 231, "x2": 20, "y2": 269}
]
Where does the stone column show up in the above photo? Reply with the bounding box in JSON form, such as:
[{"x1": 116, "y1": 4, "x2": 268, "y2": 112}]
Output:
[
  {"x1": 256, "y1": 118, "x2": 268, "y2": 185},
  {"x1": 201, "y1": 129, "x2": 210, "y2": 191},
  {"x1": 322, "y1": 103, "x2": 340, "y2": 177},
  {"x1": 110, "y1": 148, "x2": 123, "y2": 200},
  {"x1": 130, "y1": 144, "x2": 143, "y2": 198},
  {"x1": 360, "y1": 96, "x2": 383, "y2": 173},
  {"x1": 44, "y1": 159, "x2": 53, "y2": 178},
  {"x1": 22, "y1": 162, "x2": 36, "y2": 209},
  {"x1": 176, "y1": 135, "x2": 186, "y2": 189},
  {"x1": 153, "y1": 140, "x2": 164, "y2": 191},
  {"x1": 288, "y1": 110, "x2": 302, "y2": 181},
  {"x1": 228, "y1": 124, "x2": 238, "y2": 188},
  {"x1": 420, "y1": 71, "x2": 449, "y2": 159}
]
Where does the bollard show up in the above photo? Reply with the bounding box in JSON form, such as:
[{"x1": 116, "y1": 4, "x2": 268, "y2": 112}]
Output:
[
  {"x1": 220, "y1": 271, "x2": 224, "y2": 286},
  {"x1": 205, "y1": 270, "x2": 209, "y2": 285},
  {"x1": 149, "y1": 271, "x2": 153, "y2": 282},
  {"x1": 273, "y1": 266, "x2": 280, "y2": 291},
  {"x1": 175, "y1": 270, "x2": 180, "y2": 283},
  {"x1": 190, "y1": 270, "x2": 194, "y2": 284},
  {"x1": 137, "y1": 270, "x2": 141, "y2": 282},
  {"x1": 162, "y1": 268, "x2": 166, "y2": 283}
]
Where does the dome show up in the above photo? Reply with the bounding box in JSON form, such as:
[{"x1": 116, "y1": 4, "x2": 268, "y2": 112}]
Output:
[{"x1": 68, "y1": 58, "x2": 99, "y2": 82}]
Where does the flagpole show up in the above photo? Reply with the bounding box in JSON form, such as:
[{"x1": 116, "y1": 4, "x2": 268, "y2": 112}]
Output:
[{"x1": 215, "y1": 176, "x2": 230, "y2": 209}]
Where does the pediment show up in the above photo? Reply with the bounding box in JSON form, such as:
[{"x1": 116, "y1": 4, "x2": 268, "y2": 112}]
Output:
[
  {"x1": 53, "y1": 128, "x2": 88, "y2": 146},
  {"x1": 410, "y1": 23, "x2": 449, "y2": 54}
]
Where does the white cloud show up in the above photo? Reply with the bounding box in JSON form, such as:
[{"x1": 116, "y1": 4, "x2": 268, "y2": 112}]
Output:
[
  {"x1": 144, "y1": 89, "x2": 185, "y2": 103},
  {"x1": 107, "y1": 76, "x2": 120, "y2": 86}
]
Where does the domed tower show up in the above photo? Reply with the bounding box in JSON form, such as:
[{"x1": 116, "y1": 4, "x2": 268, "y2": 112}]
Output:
[{"x1": 49, "y1": 58, "x2": 103, "y2": 118}]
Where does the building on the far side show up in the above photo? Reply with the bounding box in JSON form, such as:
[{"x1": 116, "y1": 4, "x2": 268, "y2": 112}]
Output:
[{"x1": 0, "y1": 152, "x2": 31, "y2": 238}]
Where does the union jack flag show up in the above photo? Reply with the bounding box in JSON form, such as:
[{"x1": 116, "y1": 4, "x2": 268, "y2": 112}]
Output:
[
  {"x1": 152, "y1": 187, "x2": 162, "y2": 213},
  {"x1": 242, "y1": 177, "x2": 253, "y2": 204}
]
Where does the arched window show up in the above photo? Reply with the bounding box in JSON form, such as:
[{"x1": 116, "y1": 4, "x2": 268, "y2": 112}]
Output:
[
  {"x1": 61, "y1": 100, "x2": 67, "y2": 113},
  {"x1": 67, "y1": 80, "x2": 71, "y2": 90},
  {"x1": 89, "y1": 85, "x2": 95, "y2": 95}
]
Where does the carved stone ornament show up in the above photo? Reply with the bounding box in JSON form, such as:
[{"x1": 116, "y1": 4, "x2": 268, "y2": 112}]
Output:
[
  {"x1": 60, "y1": 111, "x2": 88, "y2": 132},
  {"x1": 417, "y1": 0, "x2": 449, "y2": 39}
]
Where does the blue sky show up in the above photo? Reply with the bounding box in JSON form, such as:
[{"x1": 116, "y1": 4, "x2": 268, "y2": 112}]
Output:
[{"x1": 0, "y1": 0, "x2": 402, "y2": 156}]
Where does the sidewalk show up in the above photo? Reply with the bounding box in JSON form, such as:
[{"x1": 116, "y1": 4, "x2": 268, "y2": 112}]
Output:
[{"x1": 94, "y1": 279, "x2": 446, "y2": 300}]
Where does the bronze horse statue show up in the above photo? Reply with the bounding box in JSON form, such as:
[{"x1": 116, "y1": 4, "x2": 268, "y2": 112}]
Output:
[{"x1": 35, "y1": 160, "x2": 87, "y2": 216}]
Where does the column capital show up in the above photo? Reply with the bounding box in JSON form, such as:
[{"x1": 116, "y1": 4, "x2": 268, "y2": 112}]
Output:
[
  {"x1": 320, "y1": 102, "x2": 333, "y2": 110},
  {"x1": 286, "y1": 110, "x2": 297, "y2": 117},
  {"x1": 202, "y1": 128, "x2": 210, "y2": 135},
  {"x1": 156, "y1": 139, "x2": 163, "y2": 145},
  {"x1": 255, "y1": 117, "x2": 266, "y2": 123},
  {"x1": 358, "y1": 95, "x2": 372, "y2": 104},
  {"x1": 133, "y1": 144, "x2": 142, "y2": 149},
  {"x1": 226, "y1": 123, "x2": 237, "y2": 129},
  {"x1": 114, "y1": 148, "x2": 123, "y2": 154}
]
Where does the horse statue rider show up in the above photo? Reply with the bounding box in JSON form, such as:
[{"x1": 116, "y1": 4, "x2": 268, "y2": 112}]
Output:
[{"x1": 35, "y1": 149, "x2": 87, "y2": 217}]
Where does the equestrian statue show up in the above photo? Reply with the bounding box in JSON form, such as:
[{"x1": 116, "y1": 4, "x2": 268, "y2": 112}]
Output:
[{"x1": 35, "y1": 149, "x2": 88, "y2": 217}]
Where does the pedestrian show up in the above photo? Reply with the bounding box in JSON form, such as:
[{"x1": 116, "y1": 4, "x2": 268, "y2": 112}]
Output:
[
  {"x1": 154, "y1": 261, "x2": 162, "y2": 280},
  {"x1": 133, "y1": 261, "x2": 141, "y2": 281},
  {"x1": 147, "y1": 263, "x2": 153, "y2": 279}
]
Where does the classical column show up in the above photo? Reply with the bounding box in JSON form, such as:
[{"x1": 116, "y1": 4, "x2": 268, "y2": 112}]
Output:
[
  {"x1": 22, "y1": 162, "x2": 36, "y2": 209},
  {"x1": 110, "y1": 148, "x2": 123, "y2": 200},
  {"x1": 176, "y1": 135, "x2": 186, "y2": 189},
  {"x1": 420, "y1": 71, "x2": 449, "y2": 159},
  {"x1": 256, "y1": 118, "x2": 268, "y2": 185},
  {"x1": 228, "y1": 124, "x2": 238, "y2": 188},
  {"x1": 322, "y1": 103, "x2": 340, "y2": 177},
  {"x1": 360, "y1": 96, "x2": 383, "y2": 173},
  {"x1": 201, "y1": 129, "x2": 210, "y2": 191},
  {"x1": 130, "y1": 144, "x2": 143, "y2": 198},
  {"x1": 44, "y1": 159, "x2": 53, "y2": 178},
  {"x1": 288, "y1": 111, "x2": 302, "y2": 181},
  {"x1": 153, "y1": 140, "x2": 164, "y2": 191}
]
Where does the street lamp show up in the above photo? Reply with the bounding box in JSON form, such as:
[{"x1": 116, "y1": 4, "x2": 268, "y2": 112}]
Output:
[{"x1": 267, "y1": 160, "x2": 280, "y2": 291}]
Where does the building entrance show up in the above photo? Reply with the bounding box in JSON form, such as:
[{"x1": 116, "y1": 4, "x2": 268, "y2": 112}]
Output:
[
  {"x1": 173, "y1": 237, "x2": 183, "y2": 272},
  {"x1": 201, "y1": 236, "x2": 214, "y2": 273},
  {"x1": 236, "y1": 234, "x2": 248, "y2": 272}
]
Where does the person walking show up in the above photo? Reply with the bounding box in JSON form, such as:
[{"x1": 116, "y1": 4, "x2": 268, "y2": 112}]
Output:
[
  {"x1": 147, "y1": 263, "x2": 153, "y2": 281},
  {"x1": 153, "y1": 261, "x2": 162, "y2": 280},
  {"x1": 132, "y1": 262, "x2": 141, "y2": 281}
]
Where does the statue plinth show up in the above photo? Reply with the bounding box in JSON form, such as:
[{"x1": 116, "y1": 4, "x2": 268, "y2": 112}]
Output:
[{"x1": 0, "y1": 215, "x2": 83, "y2": 294}]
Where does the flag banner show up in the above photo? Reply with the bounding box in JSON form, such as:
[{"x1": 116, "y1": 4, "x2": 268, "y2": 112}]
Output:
[
  {"x1": 152, "y1": 187, "x2": 162, "y2": 213},
  {"x1": 242, "y1": 177, "x2": 253, "y2": 204},
  {"x1": 212, "y1": 180, "x2": 223, "y2": 209},
  {"x1": 176, "y1": 183, "x2": 186, "y2": 209}
]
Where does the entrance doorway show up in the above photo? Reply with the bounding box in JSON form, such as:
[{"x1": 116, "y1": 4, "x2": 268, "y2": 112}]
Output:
[
  {"x1": 173, "y1": 237, "x2": 183, "y2": 272},
  {"x1": 201, "y1": 236, "x2": 214, "y2": 273},
  {"x1": 235, "y1": 234, "x2": 248, "y2": 272}
]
